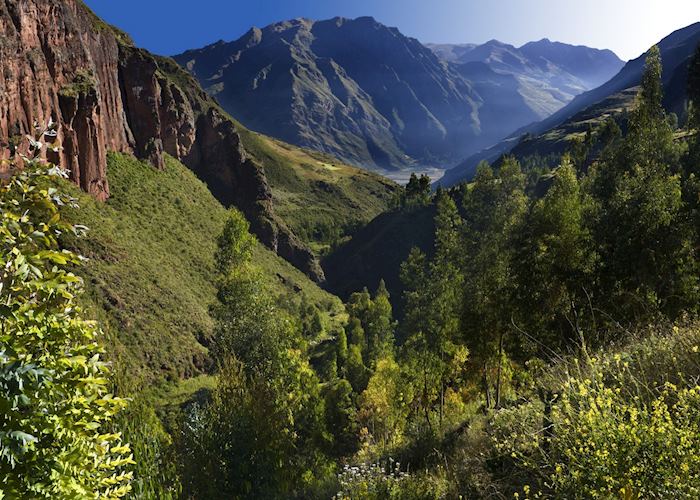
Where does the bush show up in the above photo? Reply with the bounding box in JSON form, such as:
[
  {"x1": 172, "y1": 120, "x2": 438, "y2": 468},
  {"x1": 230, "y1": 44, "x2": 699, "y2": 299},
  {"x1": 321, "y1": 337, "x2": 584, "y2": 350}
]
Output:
[{"x1": 494, "y1": 324, "x2": 700, "y2": 498}]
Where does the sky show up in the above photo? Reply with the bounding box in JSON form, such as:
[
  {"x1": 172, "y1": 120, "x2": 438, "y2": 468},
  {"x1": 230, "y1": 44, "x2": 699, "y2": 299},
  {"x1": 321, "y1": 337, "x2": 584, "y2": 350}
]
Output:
[{"x1": 83, "y1": 0, "x2": 700, "y2": 61}]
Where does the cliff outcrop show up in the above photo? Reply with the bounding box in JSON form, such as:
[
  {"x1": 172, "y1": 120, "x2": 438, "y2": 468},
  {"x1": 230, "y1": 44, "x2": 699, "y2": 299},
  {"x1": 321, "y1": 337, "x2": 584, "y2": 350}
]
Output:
[{"x1": 0, "y1": 0, "x2": 323, "y2": 281}]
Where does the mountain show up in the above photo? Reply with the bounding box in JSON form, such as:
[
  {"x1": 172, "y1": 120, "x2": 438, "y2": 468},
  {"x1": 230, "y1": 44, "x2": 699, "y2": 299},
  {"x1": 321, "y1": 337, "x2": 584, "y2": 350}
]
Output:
[
  {"x1": 428, "y1": 39, "x2": 624, "y2": 122},
  {"x1": 0, "y1": 0, "x2": 397, "y2": 281},
  {"x1": 174, "y1": 17, "x2": 481, "y2": 172},
  {"x1": 439, "y1": 22, "x2": 700, "y2": 186},
  {"x1": 174, "y1": 20, "x2": 622, "y2": 175}
]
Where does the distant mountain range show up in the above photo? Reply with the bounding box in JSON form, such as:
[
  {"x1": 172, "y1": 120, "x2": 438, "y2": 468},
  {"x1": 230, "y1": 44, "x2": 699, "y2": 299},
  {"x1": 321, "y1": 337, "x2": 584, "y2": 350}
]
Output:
[
  {"x1": 428, "y1": 39, "x2": 623, "y2": 115},
  {"x1": 174, "y1": 17, "x2": 623, "y2": 174},
  {"x1": 438, "y1": 22, "x2": 700, "y2": 186}
]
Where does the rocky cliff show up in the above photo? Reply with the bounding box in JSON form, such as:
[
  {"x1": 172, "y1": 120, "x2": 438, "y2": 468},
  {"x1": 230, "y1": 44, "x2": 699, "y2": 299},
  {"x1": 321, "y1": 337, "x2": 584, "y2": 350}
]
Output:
[{"x1": 0, "y1": 0, "x2": 322, "y2": 281}]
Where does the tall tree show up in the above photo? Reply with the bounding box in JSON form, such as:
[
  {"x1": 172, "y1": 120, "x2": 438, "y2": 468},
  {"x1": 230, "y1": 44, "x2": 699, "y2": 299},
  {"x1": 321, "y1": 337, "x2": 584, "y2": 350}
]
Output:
[
  {"x1": 590, "y1": 46, "x2": 697, "y2": 320},
  {"x1": 513, "y1": 157, "x2": 597, "y2": 353},
  {"x1": 186, "y1": 211, "x2": 332, "y2": 497},
  {"x1": 461, "y1": 159, "x2": 527, "y2": 408},
  {"x1": 400, "y1": 191, "x2": 469, "y2": 430},
  {"x1": 364, "y1": 280, "x2": 395, "y2": 368}
]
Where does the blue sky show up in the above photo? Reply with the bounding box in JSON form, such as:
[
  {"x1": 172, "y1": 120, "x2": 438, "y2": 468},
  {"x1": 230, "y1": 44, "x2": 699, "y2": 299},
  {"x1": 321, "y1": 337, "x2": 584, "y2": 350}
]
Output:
[{"x1": 84, "y1": 0, "x2": 700, "y2": 60}]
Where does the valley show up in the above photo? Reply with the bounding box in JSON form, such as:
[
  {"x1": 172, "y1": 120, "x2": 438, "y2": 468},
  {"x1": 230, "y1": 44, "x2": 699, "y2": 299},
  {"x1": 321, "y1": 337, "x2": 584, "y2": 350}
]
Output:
[{"x1": 2, "y1": 0, "x2": 700, "y2": 498}]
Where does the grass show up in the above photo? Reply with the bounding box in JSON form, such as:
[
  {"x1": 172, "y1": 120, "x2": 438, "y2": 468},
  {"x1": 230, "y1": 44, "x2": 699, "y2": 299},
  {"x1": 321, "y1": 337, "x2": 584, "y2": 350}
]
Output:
[
  {"x1": 60, "y1": 152, "x2": 344, "y2": 390},
  {"x1": 238, "y1": 130, "x2": 400, "y2": 253},
  {"x1": 151, "y1": 53, "x2": 399, "y2": 256}
]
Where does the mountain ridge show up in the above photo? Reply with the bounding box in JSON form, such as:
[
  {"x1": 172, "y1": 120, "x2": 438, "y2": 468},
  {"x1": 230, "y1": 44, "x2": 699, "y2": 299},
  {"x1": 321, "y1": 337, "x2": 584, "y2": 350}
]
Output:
[
  {"x1": 174, "y1": 17, "x2": 622, "y2": 176},
  {"x1": 438, "y1": 21, "x2": 700, "y2": 186}
]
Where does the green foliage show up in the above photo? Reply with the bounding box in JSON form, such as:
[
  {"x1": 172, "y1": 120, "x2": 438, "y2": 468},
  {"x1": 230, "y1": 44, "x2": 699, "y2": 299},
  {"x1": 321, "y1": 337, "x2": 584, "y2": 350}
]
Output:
[
  {"x1": 357, "y1": 356, "x2": 413, "y2": 451},
  {"x1": 400, "y1": 191, "x2": 469, "y2": 430},
  {"x1": 62, "y1": 152, "x2": 343, "y2": 384},
  {"x1": 334, "y1": 460, "x2": 448, "y2": 500},
  {"x1": 590, "y1": 45, "x2": 697, "y2": 319},
  {"x1": 182, "y1": 212, "x2": 333, "y2": 498},
  {"x1": 0, "y1": 127, "x2": 132, "y2": 498},
  {"x1": 461, "y1": 158, "x2": 527, "y2": 408},
  {"x1": 238, "y1": 132, "x2": 399, "y2": 253},
  {"x1": 58, "y1": 68, "x2": 96, "y2": 98},
  {"x1": 346, "y1": 283, "x2": 396, "y2": 371},
  {"x1": 324, "y1": 378, "x2": 359, "y2": 457},
  {"x1": 393, "y1": 173, "x2": 432, "y2": 209},
  {"x1": 115, "y1": 398, "x2": 181, "y2": 499},
  {"x1": 513, "y1": 157, "x2": 597, "y2": 352}
]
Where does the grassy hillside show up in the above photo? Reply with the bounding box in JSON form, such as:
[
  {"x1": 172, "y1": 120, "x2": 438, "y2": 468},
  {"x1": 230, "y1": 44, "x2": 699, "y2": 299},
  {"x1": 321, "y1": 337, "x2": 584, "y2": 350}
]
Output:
[
  {"x1": 154, "y1": 56, "x2": 399, "y2": 257},
  {"x1": 238, "y1": 129, "x2": 399, "y2": 253},
  {"x1": 60, "y1": 152, "x2": 344, "y2": 387}
]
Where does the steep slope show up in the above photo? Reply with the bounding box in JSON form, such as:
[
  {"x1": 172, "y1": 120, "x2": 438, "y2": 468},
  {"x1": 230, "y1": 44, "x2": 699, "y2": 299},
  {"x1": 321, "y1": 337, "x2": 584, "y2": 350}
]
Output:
[
  {"x1": 175, "y1": 20, "x2": 622, "y2": 175},
  {"x1": 239, "y1": 130, "x2": 399, "y2": 253},
  {"x1": 439, "y1": 22, "x2": 700, "y2": 186},
  {"x1": 0, "y1": 0, "x2": 321, "y2": 279},
  {"x1": 322, "y1": 205, "x2": 437, "y2": 314},
  {"x1": 174, "y1": 17, "x2": 488, "y2": 172},
  {"x1": 0, "y1": 0, "x2": 397, "y2": 282},
  {"x1": 519, "y1": 39, "x2": 624, "y2": 89},
  {"x1": 62, "y1": 152, "x2": 344, "y2": 385}
]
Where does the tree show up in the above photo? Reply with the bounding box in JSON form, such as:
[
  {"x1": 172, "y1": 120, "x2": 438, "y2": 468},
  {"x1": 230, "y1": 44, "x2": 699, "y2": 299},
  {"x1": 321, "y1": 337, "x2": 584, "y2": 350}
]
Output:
[
  {"x1": 185, "y1": 210, "x2": 332, "y2": 497},
  {"x1": 358, "y1": 357, "x2": 410, "y2": 450},
  {"x1": 210, "y1": 210, "x2": 286, "y2": 375},
  {"x1": 0, "y1": 125, "x2": 132, "y2": 498},
  {"x1": 512, "y1": 157, "x2": 597, "y2": 352},
  {"x1": 400, "y1": 192, "x2": 469, "y2": 429},
  {"x1": 323, "y1": 378, "x2": 358, "y2": 457},
  {"x1": 364, "y1": 280, "x2": 395, "y2": 368},
  {"x1": 400, "y1": 173, "x2": 432, "y2": 208},
  {"x1": 590, "y1": 46, "x2": 697, "y2": 320},
  {"x1": 336, "y1": 327, "x2": 349, "y2": 376},
  {"x1": 461, "y1": 158, "x2": 527, "y2": 409}
]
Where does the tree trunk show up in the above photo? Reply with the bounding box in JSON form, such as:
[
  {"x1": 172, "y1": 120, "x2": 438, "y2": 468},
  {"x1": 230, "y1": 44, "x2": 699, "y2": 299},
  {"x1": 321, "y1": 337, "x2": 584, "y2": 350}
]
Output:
[
  {"x1": 495, "y1": 332, "x2": 504, "y2": 408},
  {"x1": 482, "y1": 361, "x2": 492, "y2": 411}
]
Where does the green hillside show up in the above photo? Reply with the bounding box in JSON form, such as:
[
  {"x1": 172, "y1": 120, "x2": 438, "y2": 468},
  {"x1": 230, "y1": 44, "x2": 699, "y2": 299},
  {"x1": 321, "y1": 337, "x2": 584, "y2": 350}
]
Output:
[
  {"x1": 60, "y1": 152, "x2": 344, "y2": 387},
  {"x1": 238, "y1": 130, "x2": 399, "y2": 253},
  {"x1": 154, "y1": 56, "x2": 399, "y2": 257}
]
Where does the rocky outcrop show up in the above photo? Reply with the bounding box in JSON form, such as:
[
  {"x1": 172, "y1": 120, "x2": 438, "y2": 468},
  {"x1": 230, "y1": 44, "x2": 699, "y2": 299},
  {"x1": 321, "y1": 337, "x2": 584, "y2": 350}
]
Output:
[{"x1": 0, "y1": 0, "x2": 323, "y2": 281}]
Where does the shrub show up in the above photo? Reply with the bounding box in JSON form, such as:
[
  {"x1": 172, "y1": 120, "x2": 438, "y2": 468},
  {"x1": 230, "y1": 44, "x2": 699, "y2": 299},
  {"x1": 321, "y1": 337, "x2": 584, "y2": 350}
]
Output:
[
  {"x1": 494, "y1": 324, "x2": 700, "y2": 498},
  {"x1": 0, "y1": 123, "x2": 132, "y2": 498}
]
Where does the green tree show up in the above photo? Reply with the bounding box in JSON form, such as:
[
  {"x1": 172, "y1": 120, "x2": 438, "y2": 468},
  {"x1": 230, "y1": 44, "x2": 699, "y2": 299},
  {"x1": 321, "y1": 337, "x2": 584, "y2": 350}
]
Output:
[
  {"x1": 590, "y1": 46, "x2": 697, "y2": 319},
  {"x1": 336, "y1": 327, "x2": 349, "y2": 376},
  {"x1": 0, "y1": 126, "x2": 132, "y2": 498},
  {"x1": 358, "y1": 357, "x2": 411, "y2": 450},
  {"x1": 364, "y1": 280, "x2": 395, "y2": 368},
  {"x1": 513, "y1": 157, "x2": 597, "y2": 352},
  {"x1": 400, "y1": 173, "x2": 432, "y2": 208},
  {"x1": 185, "y1": 211, "x2": 332, "y2": 498},
  {"x1": 323, "y1": 378, "x2": 358, "y2": 456},
  {"x1": 400, "y1": 192, "x2": 469, "y2": 430},
  {"x1": 347, "y1": 343, "x2": 370, "y2": 393},
  {"x1": 461, "y1": 158, "x2": 527, "y2": 409}
]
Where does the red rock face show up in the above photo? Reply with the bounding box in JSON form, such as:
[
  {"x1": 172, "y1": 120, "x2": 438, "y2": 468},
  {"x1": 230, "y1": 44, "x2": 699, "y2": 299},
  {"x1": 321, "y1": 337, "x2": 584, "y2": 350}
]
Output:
[
  {"x1": 0, "y1": 0, "x2": 131, "y2": 200},
  {"x1": 0, "y1": 0, "x2": 324, "y2": 281}
]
